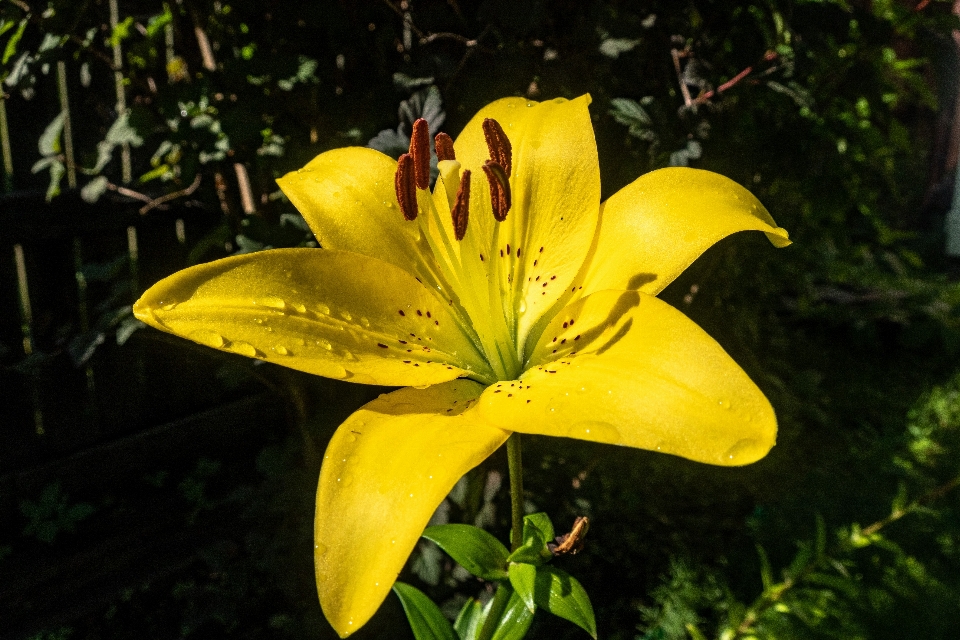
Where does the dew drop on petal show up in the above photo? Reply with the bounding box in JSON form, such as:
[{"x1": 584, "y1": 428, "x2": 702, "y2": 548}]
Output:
[
  {"x1": 315, "y1": 543, "x2": 328, "y2": 555},
  {"x1": 275, "y1": 345, "x2": 290, "y2": 356},
  {"x1": 317, "y1": 303, "x2": 331, "y2": 315},
  {"x1": 191, "y1": 329, "x2": 225, "y2": 348},
  {"x1": 723, "y1": 438, "x2": 760, "y2": 464},
  {"x1": 259, "y1": 296, "x2": 286, "y2": 310},
  {"x1": 232, "y1": 341, "x2": 257, "y2": 357}
]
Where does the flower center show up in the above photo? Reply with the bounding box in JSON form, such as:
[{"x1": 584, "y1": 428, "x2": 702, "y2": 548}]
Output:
[{"x1": 392, "y1": 117, "x2": 523, "y2": 383}]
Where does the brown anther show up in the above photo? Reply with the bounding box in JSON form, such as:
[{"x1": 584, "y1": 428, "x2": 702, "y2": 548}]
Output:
[
  {"x1": 394, "y1": 153, "x2": 418, "y2": 220},
  {"x1": 451, "y1": 169, "x2": 471, "y2": 241},
  {"x1": 410, "y1": 118, "x2": 431, "y2": 190},
  {"x1": 482, "y1": 118, "x2": 512, "y2": 177},
  {"x1": 482, "y1": 160, "x2": 511, "y2": 221},
  {"x1": 435, "y1": 132, "x2": 456, "y2": 161}
]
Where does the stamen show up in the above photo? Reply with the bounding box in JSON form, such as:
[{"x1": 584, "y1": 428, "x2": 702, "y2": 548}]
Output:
[
  {"x1": 482, "y1": 118, "x2": 512, "y2": 177},
  {"x1": 435, "y1": 132, "x2": 456, "y2": 161},
  {"x1": 451, "y1": 169, "x2": 471, "y2": 241},
  {"x1": 394, "y1": 153, "x2": 418, "y2": 221},
  {"x1": 482, "y1": 160, "x2": 511, "y2": 222},
  {"x1": 410, "y1": 118, "x2": 431, "y2": 190}
]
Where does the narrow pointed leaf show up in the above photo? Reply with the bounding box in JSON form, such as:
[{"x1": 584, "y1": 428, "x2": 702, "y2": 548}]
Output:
[
  {"x1": 454, "y1": 598, "x2": 484, "y2": 640},
  {"x1": 422, "y1": 524, "x2": 510, "y2": 581},
  {"x1": 533, "y1": 566, "x2": 597, "y2": 639},
  {"x1": 393, "y1": 582, "x2": 457, "y2": 640},
  {"x1": 489, "y1": 586, "x2": 536, "y2": 640},
  {"x1": 507, "y1": 563, "x2": 537, "y2": 612}
]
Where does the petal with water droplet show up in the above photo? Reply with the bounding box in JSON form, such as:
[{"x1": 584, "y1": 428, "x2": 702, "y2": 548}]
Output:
[
  {"x1": 133, "y1": 248, "x2": 493, "y2": 385},
  {"x1": 478, "y1": 290, "x2": 776, "y2": 466},
  {"x1": 315, "y1": 380, "x2": 508, "y2": 636}
]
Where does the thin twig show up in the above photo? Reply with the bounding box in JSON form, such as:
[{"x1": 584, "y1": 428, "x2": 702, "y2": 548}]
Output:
[
  {"x1": 419, "y1": 32, "x2": 477, "y2": 47},
  {"x1": 671, "y1": 48, "x2": 693, "y2": 107},
  {"x1": 103, "y1": 173, "x2": 202, "y2": 214},
  {"x1": 693, "y1": 51, "x2": 780, "y2": 105},
  {"x1": 380, "y1": 0, "x2": 426, "y2": 40},
  {"x1": 137, "y1": 173, "x2": 202, "y2": 214}
]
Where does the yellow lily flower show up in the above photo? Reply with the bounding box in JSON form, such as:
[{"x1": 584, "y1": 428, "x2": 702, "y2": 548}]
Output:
[{"x1": 133, "y1": 95, "x2": 789, "y2": 637}]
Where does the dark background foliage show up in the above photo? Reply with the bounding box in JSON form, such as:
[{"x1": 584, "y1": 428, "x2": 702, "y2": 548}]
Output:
[{"x1": 2, "y1": 0, "x2": 960, "y2": 639}]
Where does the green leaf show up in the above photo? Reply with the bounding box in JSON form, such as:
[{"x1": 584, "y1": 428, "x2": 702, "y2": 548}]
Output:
[
  {"x1": 81, "y1": 176, "x2": 109, "y2": 203},
  {"x1": 44, "y1": 160, "x2": 65, "y2": 201},
  {"x1": 756, "y1": 544, "x2": 774, "y2": 592},
  {"x1": 38, "y1": 111, "x2": 66, "y2": 156},
  {"x1": 533, "y1": 566, "x2": 596, "y2": 639},
  {"x1": 392, "y1": 582, "x2": 457, "y2": 640},
  {"x1": 507, "y1": 512, "x2": 554, "y2": 565},
  {"x1": 422, "y1": 524, "x2": 509, "y2": 581},
  {"x1": 598, "y1": 38, "x2": 641, "y2": 59},
  {"x1": 454, "y1": 599, "x2": 484, "y2": 640},
  {"x1": 508, "y1": 563, "x2": 537, "y2": 612},
  {"x1": 2, "y1": 19, "x2": 27, "y2": 65},
  {"x1": 490, "y1": 586, "x2": 535, "y2": 640}
]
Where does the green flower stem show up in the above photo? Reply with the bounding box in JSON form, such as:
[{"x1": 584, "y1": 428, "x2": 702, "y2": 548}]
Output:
[
  {"x1": 476, "y1": 583, "x2": 512, "y2": 640},
  {"x1": 507, "y1": 433, "x2": 524, "y2": 551}
]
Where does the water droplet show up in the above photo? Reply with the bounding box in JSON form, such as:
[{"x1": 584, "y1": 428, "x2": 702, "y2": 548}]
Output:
[
  {"x1": 341, "y1": 311, "x2": 353, "y2": 321},
  {"x1": 253, "y1": 317, "x2": 264, "y2": 324},
  {"x1": 360, "y1": 317, "x2": 370, "y2": 328},
  {"x1": 518, "y1": 300, "x2": 527, "y2": 313},
  {"x1": 347, "y1": 433, "x2": 357, "y2": 442},
  {"x1": 259, "y1": 296, "x2": 286, "y2": 310},
  {"x1": 384, "y1": 201, "x2": 394, "y2": 209},
  {"x1": 317, "y1": 338, "x2": 332, "y2": 350},
  {"x1": 569, "y1": 420, "x2": 620, "y2": 443},
  {"x1": 296, "y1": 338, "x2": 306, "y2": 346},
  {"x1": 232, "y1": 341, "x2": 257, "y2": 357},
  {"x1": 191, "y1": 329, "x2": 225, "y2": 348},
  {"x1": 329, "y1": 365, "x2": 348, "y2": 379},
  {"x1": 718, "y1": 399, "x2": 732, "y2": 410},
  {"x1": 723, "y1": 439, "x2": 760, "y2": 464},
  {"x1": 315, "y1": 543, "x2": 328, "y2": 555},
  {"x1": 317, "y1": 303, "x2": 331, "y2": 315},
  {"x1": 291, "y1": 302, "x2": 306, "y2": 313},
  {"x1": 162, "y1": 302, "x2": 178, "y2": 311},
  {"x1": 275, "y1": 345, "x2": 290, "y2": 356}
]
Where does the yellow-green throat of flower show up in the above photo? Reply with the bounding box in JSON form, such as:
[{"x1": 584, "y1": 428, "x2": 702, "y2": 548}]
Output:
[{"x1": 389, "y1": 115, "x2": 549, "y2": 384}]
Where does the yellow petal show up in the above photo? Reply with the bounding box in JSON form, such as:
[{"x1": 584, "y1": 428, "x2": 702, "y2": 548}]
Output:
[
  {"x1": 454, "y1": 96, "x2": 601, "y2": 353},
  {"x1": 315, "y1": 381, "x2": 509, "y2": 636},
  {"x1": 277, "y1": 147, "x2": 444, "y2": 289},
  {"x1": 578, "y1": 167, "x2": 790, "y2": 299},
  {"x1": 133, "y1": 248, "x2": 493, "y2": 385},
  {"x1": 477, "y1": 290, "x2": 776, "y2": 466}
]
